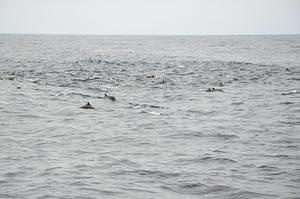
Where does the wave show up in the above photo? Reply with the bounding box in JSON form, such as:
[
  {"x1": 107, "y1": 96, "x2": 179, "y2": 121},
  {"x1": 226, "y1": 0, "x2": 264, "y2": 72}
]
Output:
[
  {"x1": 281, "y1": 90, "x2": 298, "y2": 95},
  {"x1": 161, "y1": 183, "x2": 232, "y2": 195},
  {"x1": 120, "y1": 187, "x2": 156, "y2": 194},
  {"x1": 129, "y1": 102, "x2": 168, "y2": 109},
  {"x1": 176, "y1": 156, "x2": 237, "y2": 164},
  {"x1": 199, "y1": 156, "x2": 237, "y2": 163},
  {"x1": 175, "y1": 131, "x2": 239, "y2": 140},
  {"x1": 226, "y1": 190, "x2": 276, "y2": 198},
  {"x1": 114, "y1": 169, "x2": 181, "y2": 179},
  {"x1": 72, "y1": 76, "x2": 102, "y2": 82},
  {"x1": 140, "y1": 111, "x2": 162, "y2": 116}
]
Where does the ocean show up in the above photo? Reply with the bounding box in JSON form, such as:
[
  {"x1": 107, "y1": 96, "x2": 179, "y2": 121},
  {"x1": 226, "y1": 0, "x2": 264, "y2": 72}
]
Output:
[{"x1": 0, "y1": 34, "x2": 299, "y2": 199}]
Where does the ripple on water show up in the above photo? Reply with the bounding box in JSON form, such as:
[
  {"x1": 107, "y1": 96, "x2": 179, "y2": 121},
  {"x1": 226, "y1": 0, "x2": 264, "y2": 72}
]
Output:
[
  {"x1": 111, "y1": 169, "x2": 181, "y2": 180},
  {"x1": 171, "y1": 131, "x2": 239, "y2": 140},
  {"x1": 175, "y1": 156, "x2": 237, "y2": 165},
  {"x1": 161, "y1": 183, "x2": 233, "y2": 196}
]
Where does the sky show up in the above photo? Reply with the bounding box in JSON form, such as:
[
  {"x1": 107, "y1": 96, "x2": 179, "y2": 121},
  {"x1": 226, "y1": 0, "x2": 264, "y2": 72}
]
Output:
[{"x1": 0, "y1": 0, "x2": 299, "y2": 35}]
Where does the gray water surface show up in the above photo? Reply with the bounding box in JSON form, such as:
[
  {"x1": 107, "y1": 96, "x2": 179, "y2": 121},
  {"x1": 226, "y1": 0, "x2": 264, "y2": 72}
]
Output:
[{"x1": 0, "y1": 34, "x2": 299, "y2": 199}]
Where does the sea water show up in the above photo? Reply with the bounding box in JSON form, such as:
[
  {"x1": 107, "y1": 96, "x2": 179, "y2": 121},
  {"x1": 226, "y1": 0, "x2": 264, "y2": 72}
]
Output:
[{"x1": 0, "y1": 34, "x2": 299, "y2": 199}]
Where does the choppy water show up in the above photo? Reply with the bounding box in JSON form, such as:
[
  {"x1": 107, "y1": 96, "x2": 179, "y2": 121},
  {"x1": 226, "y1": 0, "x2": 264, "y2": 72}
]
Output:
[{"x1": 0, "y1": 34, "x2": 299, "y2": 199}]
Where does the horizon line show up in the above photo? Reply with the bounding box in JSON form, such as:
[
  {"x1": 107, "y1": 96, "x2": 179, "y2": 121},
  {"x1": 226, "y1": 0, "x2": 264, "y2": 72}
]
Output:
[{"x1": 0, "y1": 32, "x2": 300, "y2": 37}]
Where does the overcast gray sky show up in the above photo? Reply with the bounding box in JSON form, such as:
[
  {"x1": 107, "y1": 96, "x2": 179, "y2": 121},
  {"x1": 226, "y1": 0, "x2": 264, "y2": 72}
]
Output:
[{"x1": 0, "y1": 0, "x2": 299, "y2": 35}]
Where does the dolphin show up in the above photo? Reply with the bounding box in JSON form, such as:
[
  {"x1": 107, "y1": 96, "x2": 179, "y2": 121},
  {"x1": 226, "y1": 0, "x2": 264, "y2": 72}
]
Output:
[
  {"x1": 104, "y1": 93, "x2": 116, "y2": 101},
  {"x1": 80, "y1": 102, "x2": 95, "y2": 109},
  {"x1": 206, "y1": 87, "x2": 224, "y2": 92}
]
